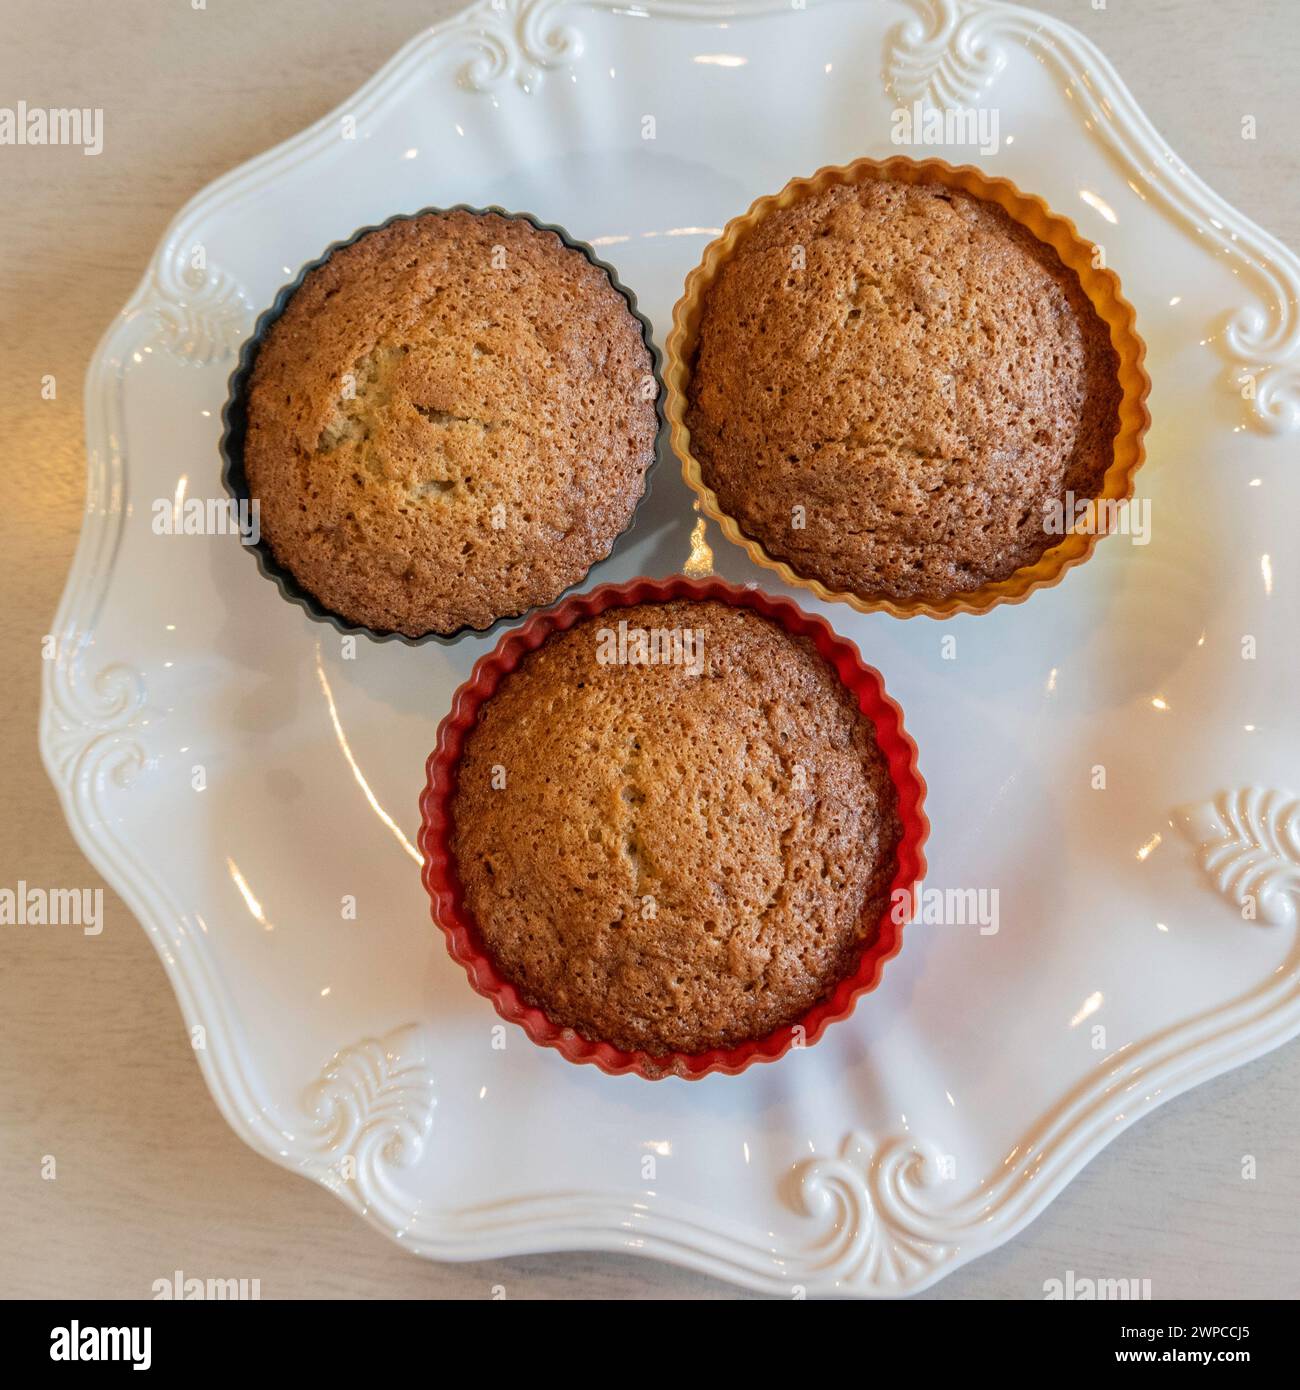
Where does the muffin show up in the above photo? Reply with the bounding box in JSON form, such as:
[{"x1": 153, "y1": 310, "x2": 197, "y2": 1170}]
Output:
[
  {"x1": 448, "y1": 599, "x2": 902, "y2": 1056},
  {"x1": 674, "y1": 162, "x2": 1145, "y2": 612},
  {"x1": 238, "y1": 210, "x2": 658, "y2": 637}
]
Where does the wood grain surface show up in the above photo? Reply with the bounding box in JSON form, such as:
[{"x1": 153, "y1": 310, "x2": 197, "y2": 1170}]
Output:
[{"x1": 1, "y1": 0, "x2": 1297, "y2": 1300}]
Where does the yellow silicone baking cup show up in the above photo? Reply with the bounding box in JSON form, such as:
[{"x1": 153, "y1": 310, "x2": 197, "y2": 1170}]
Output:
[{"x1": 665, "y1": 156, "x2": 1152, "y2": 619}]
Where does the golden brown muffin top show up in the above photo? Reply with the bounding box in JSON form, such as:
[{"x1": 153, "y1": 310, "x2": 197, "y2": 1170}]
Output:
[
  {"x1": 450, "y1": 600, "x2": 901, "y2": 1056},
  {"x1": 686, "y1": 180, "x2": 1122, "y2": 602},
  {"x1": 243, "y1": 211, "x2": 657, "y2": 637}
]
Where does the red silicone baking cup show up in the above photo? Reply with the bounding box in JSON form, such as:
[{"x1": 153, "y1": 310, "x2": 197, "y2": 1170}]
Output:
[{"x1": 418, "y1": 575, "x2": 928, "y2": 1080}]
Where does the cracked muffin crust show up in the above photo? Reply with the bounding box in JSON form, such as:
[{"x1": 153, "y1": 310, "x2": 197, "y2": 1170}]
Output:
[
  {"x1": 243, "y1": 211, "x2": 658, "y2": 636},
  {"x1": 450, "y1": 600, "x2": 901, "y2": 1056},
  {"x1": 685, "y1": 179, "x2": 1123, "y2": 603}
]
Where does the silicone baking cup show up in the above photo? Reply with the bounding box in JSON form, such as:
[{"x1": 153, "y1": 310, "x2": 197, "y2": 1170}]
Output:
[
  {"x1": 220, "y1": 206, "x2": 663, "y2": 646},
  {"x1": 418, "y1": 574, "x2": 929, "y2": 1080},
  {"x1": 665, "y1": 156, "x2": 1152, "y2": 619}
]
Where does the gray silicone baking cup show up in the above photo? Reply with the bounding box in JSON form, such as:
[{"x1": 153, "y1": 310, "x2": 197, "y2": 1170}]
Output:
[{"x1": 219, "y1": 205, "x2": 665, "y2": 647}]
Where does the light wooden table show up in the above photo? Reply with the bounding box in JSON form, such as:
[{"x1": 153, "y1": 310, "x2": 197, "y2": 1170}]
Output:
[{"x1": 2, "y1": 0, "x2": 1297, "y2": 1300}]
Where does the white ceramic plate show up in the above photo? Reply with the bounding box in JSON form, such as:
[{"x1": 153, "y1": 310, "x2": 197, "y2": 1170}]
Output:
[{"x1": 41, "y1": 0, "x2": 1300, "y2": 1296}]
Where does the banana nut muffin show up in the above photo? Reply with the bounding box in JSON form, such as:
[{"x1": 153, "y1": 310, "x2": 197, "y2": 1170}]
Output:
[
  {"x1": 450, "y1": 600, "x2": 901, "y2": 1056},
  {"x1": 242, "y1": 211, "x2": 657, "y2": 636},
  {"x1": 685, "y1": 180, "x2": 1123, "y2": 602}
]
